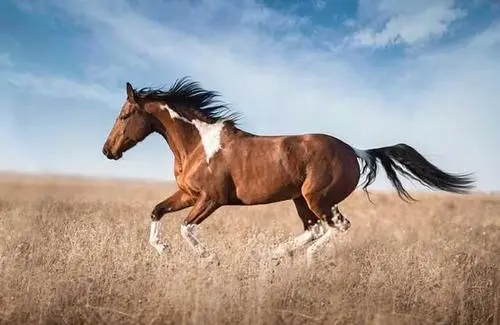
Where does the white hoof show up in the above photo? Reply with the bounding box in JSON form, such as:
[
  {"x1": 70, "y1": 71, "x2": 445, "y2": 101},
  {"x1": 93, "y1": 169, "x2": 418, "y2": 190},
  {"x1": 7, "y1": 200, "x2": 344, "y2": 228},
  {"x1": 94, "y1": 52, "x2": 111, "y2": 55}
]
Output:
[{"x1": 151, "y1": 242, "x2": 169, "y2": 254}]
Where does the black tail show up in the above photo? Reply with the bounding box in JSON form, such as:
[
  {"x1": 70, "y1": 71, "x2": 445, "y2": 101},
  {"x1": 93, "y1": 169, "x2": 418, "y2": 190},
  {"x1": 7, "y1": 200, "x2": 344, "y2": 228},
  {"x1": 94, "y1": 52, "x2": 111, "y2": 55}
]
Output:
[{"x1": 354, "y1": 143, "x2": 476, "y2": 201}]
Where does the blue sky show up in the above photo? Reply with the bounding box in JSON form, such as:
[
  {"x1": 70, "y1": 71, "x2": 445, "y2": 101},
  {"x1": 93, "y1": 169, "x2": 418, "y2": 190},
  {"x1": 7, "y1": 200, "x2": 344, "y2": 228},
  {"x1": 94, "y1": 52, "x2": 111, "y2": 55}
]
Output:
[{"x1": 1, "y1": 0, "x2": 499, "y2": 191}]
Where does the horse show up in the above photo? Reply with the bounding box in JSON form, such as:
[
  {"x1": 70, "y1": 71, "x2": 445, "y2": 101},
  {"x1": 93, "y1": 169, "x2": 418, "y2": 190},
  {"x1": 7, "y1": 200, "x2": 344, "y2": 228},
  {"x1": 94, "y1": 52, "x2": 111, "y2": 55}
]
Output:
[{"x1": 102, "y1": 77, "x2": 475, "y2": 264}]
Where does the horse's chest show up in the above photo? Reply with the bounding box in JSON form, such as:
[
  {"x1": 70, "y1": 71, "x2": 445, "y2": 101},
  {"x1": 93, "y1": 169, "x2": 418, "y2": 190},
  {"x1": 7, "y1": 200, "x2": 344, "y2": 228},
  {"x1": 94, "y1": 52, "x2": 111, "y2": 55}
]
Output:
[
  {"x1": 175, "y1": 166, "x2": 208, "y2": 195},
  {"x1": 175, "y1": 170, "x2": 196, "y2": 195},
  {"x1": 177, "y1": 161, "x2": 230, "y2": 199}
]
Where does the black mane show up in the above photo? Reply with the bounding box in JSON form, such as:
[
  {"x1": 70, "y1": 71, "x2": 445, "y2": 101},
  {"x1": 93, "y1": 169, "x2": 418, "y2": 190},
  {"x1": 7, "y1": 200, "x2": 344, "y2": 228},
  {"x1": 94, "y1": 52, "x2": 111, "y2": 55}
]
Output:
[{"x1": 135, "y1": 77, "x2": 241, "y2": 124}]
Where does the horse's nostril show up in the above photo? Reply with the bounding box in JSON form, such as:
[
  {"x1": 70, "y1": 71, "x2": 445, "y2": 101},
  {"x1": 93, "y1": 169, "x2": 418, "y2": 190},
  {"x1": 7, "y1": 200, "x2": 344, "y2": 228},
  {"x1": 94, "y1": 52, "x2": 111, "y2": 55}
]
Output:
[{"x1": 103, "y1": 146, "x2": 113, "y2": 159}]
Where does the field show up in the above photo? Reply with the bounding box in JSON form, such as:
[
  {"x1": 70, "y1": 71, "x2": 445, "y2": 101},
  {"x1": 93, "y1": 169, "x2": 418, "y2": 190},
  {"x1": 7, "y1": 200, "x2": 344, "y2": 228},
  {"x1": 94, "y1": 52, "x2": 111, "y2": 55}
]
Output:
[{"x1": 0, "y1": 173, "x2": 499, "y2": 325}]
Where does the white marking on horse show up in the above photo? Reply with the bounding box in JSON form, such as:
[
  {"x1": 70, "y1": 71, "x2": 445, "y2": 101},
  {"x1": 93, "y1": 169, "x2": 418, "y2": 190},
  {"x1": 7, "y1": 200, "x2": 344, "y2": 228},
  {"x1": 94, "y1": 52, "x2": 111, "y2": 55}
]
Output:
[
  {"x1": 271, "y1": 222, "x2": 327, "y2": 260},
  {"x1": 306, "y1": 226, "x2": 335, "y2": 267},
  {"x1": 159, "y1": 104, "x2": 225, "y2": 164},
  {"x1": 159, "y1": 104, "x2": 190, "y2": 123},
  {"x1": 149, "y1": 221, "x2": 168, "y2": 253},
  {"x1": 192, "y1": 119, "x2": 225, "y2": 164},
  {"x1": 180, "y1": 224, "x2": 209, "y2": 256}
]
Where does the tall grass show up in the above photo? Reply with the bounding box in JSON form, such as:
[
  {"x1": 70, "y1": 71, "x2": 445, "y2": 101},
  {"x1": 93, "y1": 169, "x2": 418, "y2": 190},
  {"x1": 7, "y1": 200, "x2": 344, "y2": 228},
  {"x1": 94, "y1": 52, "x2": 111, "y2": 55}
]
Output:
[{"x1": 0, "y1": 174, "x2": 499, "y2": 324}]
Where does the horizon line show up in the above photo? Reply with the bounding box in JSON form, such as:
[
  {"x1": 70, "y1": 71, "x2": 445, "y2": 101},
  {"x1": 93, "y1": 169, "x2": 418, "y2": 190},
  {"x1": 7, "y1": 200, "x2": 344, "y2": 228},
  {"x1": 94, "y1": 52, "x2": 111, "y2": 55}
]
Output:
[{"x1": 0, "y1": 170, "x2": 496, "y2": 196}]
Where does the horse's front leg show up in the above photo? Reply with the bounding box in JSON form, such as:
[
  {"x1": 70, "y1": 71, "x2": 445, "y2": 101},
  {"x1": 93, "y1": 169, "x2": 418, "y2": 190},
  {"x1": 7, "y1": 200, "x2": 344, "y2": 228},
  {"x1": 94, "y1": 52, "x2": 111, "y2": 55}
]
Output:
[
  {"x1": 179, "y1": 193, "x2": 220, "y2": 258},
  {"x1": 149, "y1": 190, "x2": 195, "y2": 253}
]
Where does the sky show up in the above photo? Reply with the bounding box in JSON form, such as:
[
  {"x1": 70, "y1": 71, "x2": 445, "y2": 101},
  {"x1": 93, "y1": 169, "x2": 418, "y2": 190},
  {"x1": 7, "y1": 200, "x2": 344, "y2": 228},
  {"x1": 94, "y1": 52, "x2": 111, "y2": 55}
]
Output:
[{"x1": 0, "y1": 0, "x2": 499, "y2": 192}]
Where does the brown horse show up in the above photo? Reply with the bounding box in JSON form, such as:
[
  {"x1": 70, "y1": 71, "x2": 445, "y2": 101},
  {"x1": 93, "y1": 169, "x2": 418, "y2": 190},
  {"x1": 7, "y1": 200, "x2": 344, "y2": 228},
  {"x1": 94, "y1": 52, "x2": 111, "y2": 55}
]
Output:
[{"x1": 102, "y1": 77, "x2": 475, "y2": 264}]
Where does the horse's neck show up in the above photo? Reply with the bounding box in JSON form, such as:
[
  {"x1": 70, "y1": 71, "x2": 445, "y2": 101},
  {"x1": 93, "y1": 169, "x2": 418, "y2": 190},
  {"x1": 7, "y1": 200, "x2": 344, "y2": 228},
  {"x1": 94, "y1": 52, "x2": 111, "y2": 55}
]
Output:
[{"x1": 156, "y1": 115, "x2": 200, "y2": 163}]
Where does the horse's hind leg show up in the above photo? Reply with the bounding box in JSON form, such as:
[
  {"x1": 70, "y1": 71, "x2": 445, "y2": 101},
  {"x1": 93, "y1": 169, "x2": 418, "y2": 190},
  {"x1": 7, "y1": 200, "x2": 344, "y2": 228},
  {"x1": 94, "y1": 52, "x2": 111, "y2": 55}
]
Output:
[
  {"x1": 294, "y1": 196, "x2": 322, "y2": 231},
  {"x1": 306, "y1": 226, "x2": 334, "y2": 267},
  {"x1": 271, "y1": 197, "x2": 326, "y2": 260},
  {"x1": 327, "y1": 205, "x2": 351, "y2": 232},
  {"x1": 304, "y1": 206, "x2": 352, "y2": 267},
  {"x1": 302, "y1": 195, "x2": 348, "y2": 266}
]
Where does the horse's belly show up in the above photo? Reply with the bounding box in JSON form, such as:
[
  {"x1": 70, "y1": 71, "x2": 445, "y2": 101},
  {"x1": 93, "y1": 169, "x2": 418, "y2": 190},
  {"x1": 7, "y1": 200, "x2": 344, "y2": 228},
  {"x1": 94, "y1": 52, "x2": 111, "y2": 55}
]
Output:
[
  {"x1": 226, "y1": 134, "x2": 308, "y2": 205},
  {"x1": 232, "y1": 172, "x2": 301, "y2": 205}
]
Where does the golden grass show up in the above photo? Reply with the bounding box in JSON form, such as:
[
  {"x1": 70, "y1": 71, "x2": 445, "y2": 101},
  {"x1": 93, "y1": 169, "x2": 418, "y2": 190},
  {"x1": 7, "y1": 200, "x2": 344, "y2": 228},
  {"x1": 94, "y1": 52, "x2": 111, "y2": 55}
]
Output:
[{"x1": 0, "y1": 173, "x2": 499, "y2": 325}]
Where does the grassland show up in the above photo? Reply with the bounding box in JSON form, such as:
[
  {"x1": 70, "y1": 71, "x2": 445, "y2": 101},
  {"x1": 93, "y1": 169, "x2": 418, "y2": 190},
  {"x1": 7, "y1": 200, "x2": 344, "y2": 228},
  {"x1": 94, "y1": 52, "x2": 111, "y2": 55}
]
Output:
[{"x1": 0, "y1": 173, "x2": 499, "y2": 325}]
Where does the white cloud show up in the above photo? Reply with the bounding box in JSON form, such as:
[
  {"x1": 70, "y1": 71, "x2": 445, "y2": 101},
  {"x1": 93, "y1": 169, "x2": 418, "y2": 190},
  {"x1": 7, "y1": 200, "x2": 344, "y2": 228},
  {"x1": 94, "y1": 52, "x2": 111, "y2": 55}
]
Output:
[
  {"x1": 3, "y1": 70, "x2": 122, "y2": 108},
  {"x1": 2, "y1": 0, "x2": 499, "y2": 191},
  {"x1": 312, "y1": 0, "x2": 327, "y2": 11},
  {"x1": 350, "y1": 0, "x2": 466, "y2": 47}
]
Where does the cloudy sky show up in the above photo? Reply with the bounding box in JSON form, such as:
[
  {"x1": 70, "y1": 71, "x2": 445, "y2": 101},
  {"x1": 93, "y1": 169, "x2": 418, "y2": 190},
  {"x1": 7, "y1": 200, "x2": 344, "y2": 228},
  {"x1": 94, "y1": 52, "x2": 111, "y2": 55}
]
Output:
[{"x1": 1, "y1": 0, "x2": 499, "y2": 191}]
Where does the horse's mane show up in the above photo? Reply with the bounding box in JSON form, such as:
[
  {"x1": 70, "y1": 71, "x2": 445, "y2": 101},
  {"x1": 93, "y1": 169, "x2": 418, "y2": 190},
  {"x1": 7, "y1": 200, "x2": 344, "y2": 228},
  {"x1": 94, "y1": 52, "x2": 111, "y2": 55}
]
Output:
[{"x1": 135, "y1": 76, "x2": 242, "y2": 124}]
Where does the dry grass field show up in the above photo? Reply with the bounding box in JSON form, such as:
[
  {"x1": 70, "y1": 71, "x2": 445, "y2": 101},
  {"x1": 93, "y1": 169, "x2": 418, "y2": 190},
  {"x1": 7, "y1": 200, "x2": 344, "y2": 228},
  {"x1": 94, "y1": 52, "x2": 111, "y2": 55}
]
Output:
[{"x1": 0, "y1": 173, "x2": 499, "y2": 325}]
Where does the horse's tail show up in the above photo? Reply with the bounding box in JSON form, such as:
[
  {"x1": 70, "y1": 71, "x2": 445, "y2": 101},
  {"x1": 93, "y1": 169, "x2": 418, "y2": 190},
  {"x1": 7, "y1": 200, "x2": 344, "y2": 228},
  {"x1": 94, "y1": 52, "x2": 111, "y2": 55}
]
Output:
[{"x1": 352, "y1": 143, "x2": 475, "y2": 201}]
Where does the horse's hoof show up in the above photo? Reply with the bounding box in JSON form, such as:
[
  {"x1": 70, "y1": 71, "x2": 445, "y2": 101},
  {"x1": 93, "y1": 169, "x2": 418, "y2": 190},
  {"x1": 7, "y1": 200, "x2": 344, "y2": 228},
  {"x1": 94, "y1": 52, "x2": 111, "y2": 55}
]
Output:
[{"x1": 152, "y1": 243, "x2": 169, "y2": 254}]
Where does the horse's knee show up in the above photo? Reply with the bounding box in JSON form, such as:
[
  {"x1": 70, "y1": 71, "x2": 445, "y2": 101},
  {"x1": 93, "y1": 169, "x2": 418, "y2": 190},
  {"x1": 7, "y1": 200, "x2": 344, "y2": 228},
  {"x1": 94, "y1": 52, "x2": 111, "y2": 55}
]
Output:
[{"x1": 151, "y1": 202, "x2": 170, "y2": 221}]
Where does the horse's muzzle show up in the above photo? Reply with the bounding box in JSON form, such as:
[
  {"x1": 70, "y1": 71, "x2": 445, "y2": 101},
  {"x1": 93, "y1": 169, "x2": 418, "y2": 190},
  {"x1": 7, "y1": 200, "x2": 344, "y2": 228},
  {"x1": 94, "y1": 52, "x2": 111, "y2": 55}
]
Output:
[{"x1": 102, "y1": 145, "x2": 121, "y2": 160}]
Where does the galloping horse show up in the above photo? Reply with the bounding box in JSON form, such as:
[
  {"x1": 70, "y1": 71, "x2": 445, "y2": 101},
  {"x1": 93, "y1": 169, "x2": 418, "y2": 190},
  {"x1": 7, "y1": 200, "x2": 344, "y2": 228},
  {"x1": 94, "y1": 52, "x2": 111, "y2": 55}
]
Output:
[{"x1": 102, "y1": 77, "x2": 475, "y2": 263}]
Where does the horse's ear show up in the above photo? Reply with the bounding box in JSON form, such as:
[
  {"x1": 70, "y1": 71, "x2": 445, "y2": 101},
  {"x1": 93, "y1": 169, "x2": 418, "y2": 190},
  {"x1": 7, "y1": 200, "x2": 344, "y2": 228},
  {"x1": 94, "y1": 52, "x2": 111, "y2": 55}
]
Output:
[{"x1": 126, "y1": 82, "x2": 137, "y2": 104}]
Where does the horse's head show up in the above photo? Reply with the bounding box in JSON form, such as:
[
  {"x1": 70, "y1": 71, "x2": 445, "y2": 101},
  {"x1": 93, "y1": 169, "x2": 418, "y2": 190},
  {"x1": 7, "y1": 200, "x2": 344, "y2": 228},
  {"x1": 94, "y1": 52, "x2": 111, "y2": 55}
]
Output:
[{"x1": 102, "y1": 82, "x2": 156, "y2": 160}]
